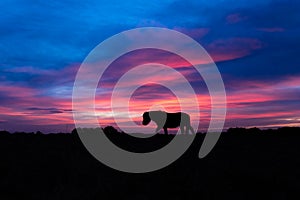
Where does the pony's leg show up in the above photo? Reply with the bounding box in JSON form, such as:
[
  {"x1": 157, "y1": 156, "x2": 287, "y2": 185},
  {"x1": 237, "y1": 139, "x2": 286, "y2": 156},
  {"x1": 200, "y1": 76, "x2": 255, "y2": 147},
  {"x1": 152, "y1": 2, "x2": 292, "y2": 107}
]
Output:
[
  {"x1": 163, "y1": 127, "x2": 168, "y2": 135},
  {"x1": 155, "y1": 125, "x2": 163, "y2": 134}
]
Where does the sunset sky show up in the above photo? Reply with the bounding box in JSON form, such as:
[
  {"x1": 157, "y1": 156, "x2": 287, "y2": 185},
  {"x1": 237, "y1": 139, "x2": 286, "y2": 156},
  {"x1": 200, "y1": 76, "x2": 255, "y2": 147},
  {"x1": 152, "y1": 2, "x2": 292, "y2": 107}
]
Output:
[{"x1": 0, "y1": 0, "x2": 300, "y2": 133}]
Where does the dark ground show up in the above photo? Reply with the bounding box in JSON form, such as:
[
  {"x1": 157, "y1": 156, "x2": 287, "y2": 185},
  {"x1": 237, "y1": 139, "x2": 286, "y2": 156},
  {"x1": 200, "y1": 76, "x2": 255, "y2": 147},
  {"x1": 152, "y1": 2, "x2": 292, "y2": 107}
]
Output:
[{"x1": 0, "y1": 127, "x2": 300, "y2": 200}]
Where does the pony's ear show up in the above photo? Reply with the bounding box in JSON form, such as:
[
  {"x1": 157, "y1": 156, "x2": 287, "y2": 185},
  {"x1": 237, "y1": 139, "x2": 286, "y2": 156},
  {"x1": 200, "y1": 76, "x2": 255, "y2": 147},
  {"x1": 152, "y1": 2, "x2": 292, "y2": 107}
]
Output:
[{"x1": 143, "y1": 112, "x2": 149, "y2": 116}]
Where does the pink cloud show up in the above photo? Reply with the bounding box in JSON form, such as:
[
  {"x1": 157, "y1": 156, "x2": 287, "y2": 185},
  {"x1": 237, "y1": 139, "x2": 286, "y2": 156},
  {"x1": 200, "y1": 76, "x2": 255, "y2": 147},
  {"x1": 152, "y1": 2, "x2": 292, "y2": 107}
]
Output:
[
  {"x1": 224, "y1": 75, "x2": 300, "y2": 128},
  {"x1": 2, "y1": 73, "x2": 300, "y2": 132},
  {"x1": 0, "y1": 83, "x2": 74, "y2": 132}
]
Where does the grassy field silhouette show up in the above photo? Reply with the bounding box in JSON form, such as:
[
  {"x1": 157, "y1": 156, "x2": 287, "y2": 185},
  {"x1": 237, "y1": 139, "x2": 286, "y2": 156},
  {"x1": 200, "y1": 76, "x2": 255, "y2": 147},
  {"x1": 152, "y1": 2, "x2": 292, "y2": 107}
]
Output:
[{"x1": 0, "y1": 127, "x2": 300, "y2": 199}]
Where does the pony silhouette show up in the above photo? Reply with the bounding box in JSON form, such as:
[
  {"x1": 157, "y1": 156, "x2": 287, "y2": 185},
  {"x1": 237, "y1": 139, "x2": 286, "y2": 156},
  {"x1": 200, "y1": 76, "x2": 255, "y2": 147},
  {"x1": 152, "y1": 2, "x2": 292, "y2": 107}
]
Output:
[{"x1": 142, "y1": 111, "x2": 195, "y2": 134}]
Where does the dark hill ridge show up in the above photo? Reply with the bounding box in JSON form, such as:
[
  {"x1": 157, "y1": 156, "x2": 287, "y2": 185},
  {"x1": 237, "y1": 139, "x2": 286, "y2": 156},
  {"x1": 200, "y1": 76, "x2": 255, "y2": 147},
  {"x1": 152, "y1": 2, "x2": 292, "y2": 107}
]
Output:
[{"x1": 0, "y1": 127, "x2": 300, "y2": 199}]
